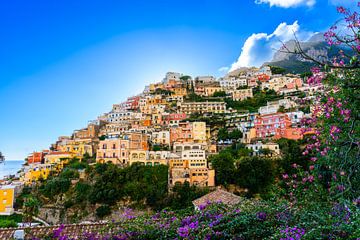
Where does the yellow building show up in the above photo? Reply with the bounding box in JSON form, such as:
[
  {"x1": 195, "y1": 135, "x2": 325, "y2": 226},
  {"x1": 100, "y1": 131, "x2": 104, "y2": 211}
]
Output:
[
  {"x1": 59, "y1": 140, "x2": 94, "y2": 158},
  {"x1": 44, "y1": 152, "x2": 73, "y2": 172},
  {"x1": 149, "y1": 83, "x2": 165, "y2": 92},
  {"x1": 179, "y1": 101, "x2": 226, "y2": 115},
  {"x1": 231, "y1": 89, "x2": 253, "y2": 101},
  {"x1": 168, "y1": 159, "x2": 215, "y2": 187},
  {"x1": 242, "y1": 128, "x2": 257, "y2": 144},
  {"x1": 129, "y1": 150, "x2": 147, "y2": 165},
  {"x1": 192, "y1": 122, "x2": 207, "y2": 142},
  {"x1": 21, "y1": 164, "x2": 53, "y2": 185},
  {"x1": 172, "y1": 87, "x2": 187, "y2": 96},
  {"x1": 128, "y1": 150, "x2": 175, "y2": 166},
  {"x1": 0, "y1": 185, "x2": 15, "y2": 215},
  {"x1": 204, "y1": 86, "x2": 222, "y2": 97}
]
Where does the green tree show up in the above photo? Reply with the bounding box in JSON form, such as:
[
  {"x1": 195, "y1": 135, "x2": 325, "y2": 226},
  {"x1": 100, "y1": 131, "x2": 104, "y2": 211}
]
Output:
[
  {"x1": 235, "y1": 157, "x2": 275, "y2": 195},
  {"x1": 96, "y1": 205, "x2": 111, "y2": 218},
  {"x1": 269, "y1": 65, "x2": 286, "y2": 74},
  {"x1": 229, "y1": 129, "x2": 243, "y2": 141},
  {"x1": 212, "y1": 91, "x2": 227, "y2": 97},
  {"x1": 209, "y1": 152, "x2": 235, "y2": 185},
  {"x1": 23, "y1": 196, "x2": 40, "y2": 225}
]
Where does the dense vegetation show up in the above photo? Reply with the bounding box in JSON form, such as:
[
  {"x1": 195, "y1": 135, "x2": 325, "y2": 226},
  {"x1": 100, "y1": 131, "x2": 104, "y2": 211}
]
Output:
[
  {"x1": 39, "y1": 200, "x2": 360, "y2": 239},
  {"x1": 224, "y1": 88, "x2": 283, "y2": 112},
  {"x1": 25, "y1": 159, "x2": 209, "y2": 222}
]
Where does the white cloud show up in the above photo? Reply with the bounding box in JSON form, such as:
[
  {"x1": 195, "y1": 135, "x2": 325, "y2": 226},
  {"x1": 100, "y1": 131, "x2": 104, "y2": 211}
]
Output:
[
  {"x1": 229, "y1": 21, "x2": 312, "y2": 71},
  {"x1": 255, "y1": 0, "x2": 316, "y2": 8}
]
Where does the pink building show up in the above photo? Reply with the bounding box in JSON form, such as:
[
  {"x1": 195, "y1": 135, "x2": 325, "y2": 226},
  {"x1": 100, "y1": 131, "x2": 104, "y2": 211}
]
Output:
[
  {"x1": 121, "y1": 96, "x2": 140, "y2": 111},
  {"x1": 275, "y1": 128, "x2": 303, "y2": 140},
  {"x1": 162, "y1": 113, "x2": 187, "y2": 126},
  {"x1": 255, "y1": 113, "x2": 292, "y2": 138},
  {"x1": 170, "y1": 122, "x2": 193, "y2": 143}
]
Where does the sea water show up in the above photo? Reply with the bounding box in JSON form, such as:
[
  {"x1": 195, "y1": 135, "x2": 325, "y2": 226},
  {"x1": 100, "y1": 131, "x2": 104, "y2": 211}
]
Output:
[{"x1": 0, "y1": 160, "x2": 24, "y2": 179}]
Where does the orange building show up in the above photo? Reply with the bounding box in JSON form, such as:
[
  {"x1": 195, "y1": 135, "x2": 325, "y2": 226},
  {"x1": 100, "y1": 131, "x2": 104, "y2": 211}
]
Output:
[
  {"x1": 27, "y1": 151, "x2": 47, "y2": 164},
  {"x1": 275, "y1": 128, "x2": 303, "y2": 140},
  {"x1": 128, "y1": 132, "x2": 149, "y2": 150}
]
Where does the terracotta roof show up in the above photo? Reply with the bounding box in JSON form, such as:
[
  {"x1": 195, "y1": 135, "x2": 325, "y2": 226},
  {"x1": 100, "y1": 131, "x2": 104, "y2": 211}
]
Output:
[
  {"x1": 0, "y1": 223, "x2": 122, "y2": 239},
  {"x1": 47, "y1": 152, "x2": 71, "y2": 155},
  {"x1": 192, "y1": 189, "x2": 242, "y2": 207}
]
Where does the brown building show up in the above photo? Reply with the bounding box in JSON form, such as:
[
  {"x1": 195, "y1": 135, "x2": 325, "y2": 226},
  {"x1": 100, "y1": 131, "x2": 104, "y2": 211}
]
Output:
[
  {"x1": 128, "y1": 132, "x2": 149, "y2": 150},
  {"x1": 73, "y1": 123, "x2": 99, "y2": 139}
]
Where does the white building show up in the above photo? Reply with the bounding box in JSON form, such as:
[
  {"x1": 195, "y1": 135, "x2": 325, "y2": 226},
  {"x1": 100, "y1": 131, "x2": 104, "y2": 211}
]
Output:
[
  {"x1": 163, "y1": 72, "x2": 181, "y2": 83},
  {"x1": 219, "y1": 77, "x2": 247, "y2": 90},
  {"x1": 246, "y1": 142, "x2": 280, "y2": 156},
  {"x1": 286, "y1": 111, "x2": 304, "y2": 125},
  {"x1": 151, "y1": 131, "x2": 171, "y2": 146}
]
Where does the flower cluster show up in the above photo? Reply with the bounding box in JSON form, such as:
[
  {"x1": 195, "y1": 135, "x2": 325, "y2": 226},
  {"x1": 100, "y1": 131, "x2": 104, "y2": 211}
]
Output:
[{"x1": 279, "y1": 226, "x2": 306, "y2": 240}]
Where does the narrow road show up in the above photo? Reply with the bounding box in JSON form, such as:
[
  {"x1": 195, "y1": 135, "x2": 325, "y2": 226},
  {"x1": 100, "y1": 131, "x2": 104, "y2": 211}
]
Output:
[{"x1": 14, "y1": 210, "x2": 50, "y2": 226}]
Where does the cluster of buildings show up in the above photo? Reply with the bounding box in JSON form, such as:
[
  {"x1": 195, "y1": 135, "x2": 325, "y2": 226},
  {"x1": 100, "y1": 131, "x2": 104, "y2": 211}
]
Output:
[{"x1": 0, "y1": 66, "x2": 323, "y2": 215}]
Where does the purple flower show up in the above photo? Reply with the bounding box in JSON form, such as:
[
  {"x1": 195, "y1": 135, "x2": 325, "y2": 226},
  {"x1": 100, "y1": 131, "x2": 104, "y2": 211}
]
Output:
[
  {"x1": 53, "y1": 224, "x2": 65, "y2": 238},
  {"x1": 256, "y1": 212, "x2": 267, "y2": 221},
  {"x1": 280, "y1": 226, "x2": 305, "y2": 240},
  {"x1": 189, "y1": 221, "x2": 199, "y2": 229},
  {"x1": 177, "y1": 226, "x2": 189, "y2": 238}
]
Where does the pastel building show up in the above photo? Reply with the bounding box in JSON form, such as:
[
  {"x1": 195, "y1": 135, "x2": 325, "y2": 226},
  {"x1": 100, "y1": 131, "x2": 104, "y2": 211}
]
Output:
[
  {"x1": 0, "y1": 185, "x2": 15, "y2": 215},
  {"x1": 274, "y1": 128, "x2": 303, "y2": 140},
  {"x1": 192, "y1": 122, "x2": 207, "y2": 142},
  {"x1": 170, "y1": 122, "x2": 193, "y2": 143},
  {"x1": 254, "y1": 113, "x2": 292, "y2": 138},
  {"x1": 161, "y1": 113, "x2": 187, "y2": 126},
  {"x1": 96, "y1": 138, "x2": 130, "y2": 165},
  {"x1": 231, "y1": 89, "x2": 253, "y2": 101},
  {"x1": 128, "y1": 132, "x2": 149, "y2": 150},
  {"x1": 178, "y1": 101, "x2": 226, "y2": 115},
  {"x1": 128, "y1": 150, "x2": 180, "y2": 166},
  {"x1": 246, "y1": 142, "x2": 280, "y2": 156},
  {"x1": 219, "y1": 77, "x2": 247, "y2": 90},
  {"x1": 173, "y1": 142, "x2": 208, "y2": 153},
  {"x1": 59, "y1": 140, "x2": 95, "y2": 158},
  {"x1": 27, "y1": 151, "x2": 48, "y2": 164},
  {"x1": 21, "y1": 164, "x2": 53, "y2": 185},
  {"x1": 204, "y1": 86, "x2": 222, "y2": 97},
  {"x1": 73, "y1": 123, "x2": 99, "y2": 139},
  {"x1": 169, "y1": 159, "x2": 215, "y2": 187},
  {"x1": 151, "y1": 131, "x2": 171, "y2": 146}
]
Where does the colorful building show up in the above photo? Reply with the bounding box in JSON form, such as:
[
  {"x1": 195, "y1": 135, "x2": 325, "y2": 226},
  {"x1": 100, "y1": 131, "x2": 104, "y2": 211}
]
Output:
[
  {"x1": 21, "y1": 164, "x2": 53, "y2": 185},
  {"x1": 254, "y1": 113, "x2": 292, "y2": 138},
  {"x1": 192, "y1": 122, "x2": 207, "y2": 142},
  {"x1": 27, "y1": 151, "x2": 47, "y2": 164},
  {"x1": 179, "y1": 101, "x2": 226, "y2": 115},
  {"x1": 231, "y1": 88, "x2": 253, "y2": 101},
  {"x1": 246, "y1": 142, "x2": 280, "y2": 156},
  {"x1": 0, "y1": 185, "x2": 15, "y2": 215},
  {"x1": 96, "y1": 138, "x2": 130, "y2": 165}
]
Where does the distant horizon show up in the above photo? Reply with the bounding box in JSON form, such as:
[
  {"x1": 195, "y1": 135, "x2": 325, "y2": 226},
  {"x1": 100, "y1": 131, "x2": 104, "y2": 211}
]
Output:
[{"x1": 1, "y1": 159, "x2": 24, "y2": 162}]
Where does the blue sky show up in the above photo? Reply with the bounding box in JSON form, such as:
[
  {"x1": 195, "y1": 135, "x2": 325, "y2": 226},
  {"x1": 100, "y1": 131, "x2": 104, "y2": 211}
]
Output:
[{"x1": 0, "y1": 0, "x2": 356, "y2": 159}]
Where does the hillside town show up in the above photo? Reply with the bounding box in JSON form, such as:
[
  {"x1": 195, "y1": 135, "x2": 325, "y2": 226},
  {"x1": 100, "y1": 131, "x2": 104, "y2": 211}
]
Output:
[{"x1": 0, "y1": 66, "x2": 320, "y2": 218}]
